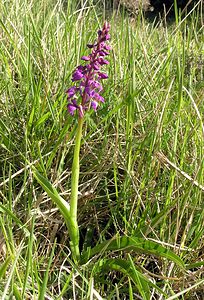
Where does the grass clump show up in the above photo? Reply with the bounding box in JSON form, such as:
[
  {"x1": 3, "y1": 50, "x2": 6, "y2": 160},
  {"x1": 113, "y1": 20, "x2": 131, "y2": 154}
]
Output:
[{"x1": 0, "y1": 0, "x2": 204, "y2": 299}]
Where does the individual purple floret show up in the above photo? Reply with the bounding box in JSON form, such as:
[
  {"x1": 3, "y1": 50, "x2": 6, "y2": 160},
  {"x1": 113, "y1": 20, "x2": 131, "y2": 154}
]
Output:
[{"x1": 66, "y1": 21, "x2": 111, "y2": 117}]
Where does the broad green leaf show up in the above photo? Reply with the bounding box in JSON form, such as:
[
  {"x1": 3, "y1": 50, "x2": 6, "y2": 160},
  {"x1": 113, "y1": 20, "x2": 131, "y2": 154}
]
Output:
[
  {"x1": 97, "y1": 258, "x2": 167, "y2": 298},
  {"x1": 81, "y1": 235, "x2": 184, "y2": 268},
  {"x1": 33, "y1": 169, "x2": 71, "y2": 225},
  {"x1": 33, "y1": 169, "x2": 79, "y2": 261}
]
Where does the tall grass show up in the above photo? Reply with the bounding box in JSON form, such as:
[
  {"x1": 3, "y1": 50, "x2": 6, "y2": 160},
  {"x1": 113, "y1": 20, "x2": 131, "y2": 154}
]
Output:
[{"x1": 0, "y1": 0, "x2": 204, "y2": 298}]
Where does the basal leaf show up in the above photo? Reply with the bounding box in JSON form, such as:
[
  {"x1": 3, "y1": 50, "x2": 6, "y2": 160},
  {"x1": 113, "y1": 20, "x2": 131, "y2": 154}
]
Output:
[
  {"x1": 81, "y1": 235, "x2": 184, "y2": 268},
  {"x1": 33, "y1": 169, "x2": 71, "y2": 227},
  {"x1": 96, "y1": 258, "x2": 167, "y2": 298}
]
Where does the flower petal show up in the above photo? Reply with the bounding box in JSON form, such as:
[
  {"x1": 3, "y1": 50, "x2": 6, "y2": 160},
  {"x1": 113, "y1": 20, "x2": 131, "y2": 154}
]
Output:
[
  {"x1": 72, "y1": 70, "x2": 84, "y2": 81},
  {"x1": 98, "y1": 58, "x2": 109, "y2": 65},
  {"x1": 81, "y1": 56, "x2": 90, "y2": 61},
  {"x1": 91, "y1": 101, "x2": 98, "y2": 110},
  {"x1": 67, "y1": 86, "x2": 77, "y2": 98},
  {"x1": 68, "y1": 104, "x2": 77, "y2": 115},
  {"x1": 98, "y1": 72, "x2": 108, "y2": 79},
  {"x1": 94, "y1": 93, "x2": 104, "y2": 102}
]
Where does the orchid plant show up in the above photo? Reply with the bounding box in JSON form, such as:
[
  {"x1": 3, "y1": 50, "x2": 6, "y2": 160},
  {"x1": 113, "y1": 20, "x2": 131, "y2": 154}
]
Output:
[
  {"x1": 34, "y1": 22, "x2": 184, "y2": 277},
  {"x1": 65, "y1": 21, "x2": 111, "y2": 261},
  {"x1": 34, "y1": 22, "x2": 111, "y2": 263}
]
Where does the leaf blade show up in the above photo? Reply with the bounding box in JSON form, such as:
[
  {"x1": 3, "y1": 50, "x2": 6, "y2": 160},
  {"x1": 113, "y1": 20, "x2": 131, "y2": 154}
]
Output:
[{"x1": 81, "y1": 235, "x2": 184, "y2": 268}]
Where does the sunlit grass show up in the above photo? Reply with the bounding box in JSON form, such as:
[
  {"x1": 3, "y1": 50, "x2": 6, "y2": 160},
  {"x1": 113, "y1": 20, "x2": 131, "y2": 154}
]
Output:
[{"x1": 0, "y1": 0, "x2": 203, "y2": 298}]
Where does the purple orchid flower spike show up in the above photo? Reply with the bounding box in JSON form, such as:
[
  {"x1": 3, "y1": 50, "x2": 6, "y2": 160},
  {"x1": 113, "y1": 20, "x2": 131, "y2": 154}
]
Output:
[{"x1": 66, "y1": 21, "x2": 111, "y2": 117}]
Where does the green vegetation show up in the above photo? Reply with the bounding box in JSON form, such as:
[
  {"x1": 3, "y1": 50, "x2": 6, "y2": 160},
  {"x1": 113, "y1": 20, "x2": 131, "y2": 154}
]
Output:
[{"x1": 0, "y1": 0, "x2": 203, "y2": 299}]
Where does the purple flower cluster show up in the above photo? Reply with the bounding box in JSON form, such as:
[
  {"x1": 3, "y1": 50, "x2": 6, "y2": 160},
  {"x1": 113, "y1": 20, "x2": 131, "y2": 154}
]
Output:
[{"x1": 66, "y1": 22, "x2": 111, "y2": 118}]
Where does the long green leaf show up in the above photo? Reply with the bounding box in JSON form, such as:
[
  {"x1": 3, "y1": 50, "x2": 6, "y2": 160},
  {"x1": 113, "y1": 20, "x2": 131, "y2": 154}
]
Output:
[
  {"x1": 33, "y1": 169, "x2": 79, "y2": 261},
  {"x1": 97, "y1": 258, "x2": 167, "y2": 298},
  {"x1": 81, "y1": 236, "x2": 184, "y2": 268},
  {"x1": 33, "y1": 169, "x2": 71, "y2": 224}
]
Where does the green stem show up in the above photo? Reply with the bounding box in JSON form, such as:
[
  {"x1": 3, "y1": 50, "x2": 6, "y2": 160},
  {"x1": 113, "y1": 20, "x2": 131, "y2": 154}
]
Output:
[{"x1": 70, "y1": 117, "x2": 83, "y2": 262}]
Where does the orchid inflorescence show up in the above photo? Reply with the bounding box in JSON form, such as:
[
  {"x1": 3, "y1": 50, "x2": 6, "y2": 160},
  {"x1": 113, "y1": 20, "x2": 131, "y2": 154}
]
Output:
[{"x1": 67, "y1": 22, "x2": 111, "y2": 118}]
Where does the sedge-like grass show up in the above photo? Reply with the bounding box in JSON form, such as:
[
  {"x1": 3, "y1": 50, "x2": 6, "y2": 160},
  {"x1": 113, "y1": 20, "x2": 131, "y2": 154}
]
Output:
[{"x1": 0, "y1": 0, "x2": 204, "y2": 298}]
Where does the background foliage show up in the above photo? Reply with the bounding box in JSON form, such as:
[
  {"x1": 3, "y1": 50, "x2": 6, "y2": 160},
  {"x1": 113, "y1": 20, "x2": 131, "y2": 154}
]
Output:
[{"x1": 0, "y1": 0, "x2": 203, "y2": 299}]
